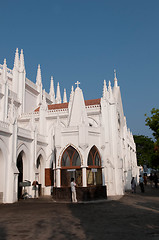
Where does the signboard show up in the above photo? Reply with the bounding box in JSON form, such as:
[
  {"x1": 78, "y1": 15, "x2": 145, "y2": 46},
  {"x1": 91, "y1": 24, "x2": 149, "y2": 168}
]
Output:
[
  {"x1": 67, "y1": 169, "x2": 76, "y2": 172},
  {"x1": 19, "y1": 181, "x2": 31, "y2": 187},
  {"x1": 91, "y1": 168, "x2": 97, "y2": 173}
]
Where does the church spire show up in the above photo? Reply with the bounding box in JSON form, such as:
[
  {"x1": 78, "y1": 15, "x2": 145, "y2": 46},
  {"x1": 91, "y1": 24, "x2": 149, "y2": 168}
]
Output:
[
  {"x1": 36, "y1": 64, "x2": 43, "y2": 106},
  {"x1": 69, "y1": 85, "x2": 74, "y2": 103},
  {"x1": 68, "y1": 82, "x2": 88, "y2": 127},
  {"x1": 49, "y1": 76, "x2": 55, "y2": 103},
  {"x1": 108, "y1": 80, "x2": 114, "y2": 102},
  {"x1": 41, "y1": 89, "x2": 47, "y2": 110},
  {"x1": 63, "y1": 88, "x2": 67, "y2": 103},
  {"x1": 56, "y1": 82, "x2": 61, "y2": 104},
  {"x1": 103, "y1": 80, "x2": 108, "y2": 99},
  {"x1": 114, "y1": 69, "x2": 118, "y2": 87},
  {"x1": 2, "y1": 59, "x2": 7, "y2": 83},
  {"x1": 36, "y1": 64, "x2": 42, "y2": 87},
  {"x1": 19, "y1": 49, "x2": 25, "y2": 72},
  {"x1": 13, "y1": 48, "x2": 19, "y2": 69}
]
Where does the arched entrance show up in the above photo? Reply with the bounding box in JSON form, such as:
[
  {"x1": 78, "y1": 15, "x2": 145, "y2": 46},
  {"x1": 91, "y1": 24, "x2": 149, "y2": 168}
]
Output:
[
  {"x1": 0, "y1": 149, "x2": 4, "y2": 203},
  {"x1": 17, "y1": 151, "x2": 23, "y2": 199},
  {"x1": 61, "y1": 146, "x2": 82, "y2": 186},
  {"x1": 36, "y1": 154, "x2": 44, "y2": 196},
  {"x1": 87, "y1": 146, "x2": 102, "y2": 186}
]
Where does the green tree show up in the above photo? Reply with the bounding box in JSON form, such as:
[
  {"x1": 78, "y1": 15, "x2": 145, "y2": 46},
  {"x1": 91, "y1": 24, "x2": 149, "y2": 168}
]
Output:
[
  {"x1": 133, "y1": 135, "x2": 154, "y2": 167},
  {"x1": 145, "y1": 108, "x2": 159, "y2": 168},
  {"x1": 145, "y1": 108, "x2": 159, "y2": 142}
]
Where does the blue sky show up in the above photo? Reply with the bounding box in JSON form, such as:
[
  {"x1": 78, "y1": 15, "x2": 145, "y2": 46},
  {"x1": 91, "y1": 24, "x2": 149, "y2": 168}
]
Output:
[{"x1": 0, "y1": 0, "x2": 159, "y2": 138}]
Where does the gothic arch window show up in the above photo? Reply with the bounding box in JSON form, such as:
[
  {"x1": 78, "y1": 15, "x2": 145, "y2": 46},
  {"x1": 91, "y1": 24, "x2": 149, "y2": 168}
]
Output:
[
  {"x1": 61, "y1": 146, "x2": 82, "y2": 187},
  {"x1": 36, "y1": 155, "x2": 41, "y2": 169},
  {"x1": 87, "y1": 146, "x2": 102, "y2": 186}
]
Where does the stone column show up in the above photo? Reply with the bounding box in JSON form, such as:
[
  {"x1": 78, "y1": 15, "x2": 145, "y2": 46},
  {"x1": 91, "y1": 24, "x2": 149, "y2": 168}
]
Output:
[
  {"x1": 82, "y1": 167, "x2": 87, "y2": 187},
  {"x1": 56, "y1": 168, "x2": 61, "y2": 187},
  {"x1": 102, "y1": 167, "x2": 105, "y2": 186}
]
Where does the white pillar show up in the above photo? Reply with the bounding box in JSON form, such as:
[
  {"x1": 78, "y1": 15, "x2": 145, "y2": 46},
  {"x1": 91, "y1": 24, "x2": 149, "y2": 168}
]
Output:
[
  {"x1": 13, "y1": 174, "x2": 18, "y2": 202},
  {"x1": 56, "y1": 168, "x2": 60, "y2": 187},
  {"x1": 82, "y1": 167, "x2": 87, "y2": 187},
  {"x1": 102, "y1": 167, "x2": 105, "y2": 186}
]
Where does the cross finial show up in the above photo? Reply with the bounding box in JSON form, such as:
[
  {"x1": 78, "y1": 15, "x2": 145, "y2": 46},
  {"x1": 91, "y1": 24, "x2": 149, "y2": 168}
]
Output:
[
  {"x1": 114, "y1": 69, "x2": 116, "y2": 79},
  {"x1": 75, "y1": 81, "x2": 80, "y2": 88}
]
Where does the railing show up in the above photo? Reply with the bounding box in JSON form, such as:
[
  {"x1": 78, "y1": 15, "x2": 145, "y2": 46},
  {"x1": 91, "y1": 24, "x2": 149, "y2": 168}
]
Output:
[
  {"x1": 20, "y1": 111, "x2": 39, "y2": 118},
  {"x1": 86, "y1": 104, "x2": 101, "y2": 109},
  {"x1": 48, "y1": 108, "x2": 68, "y2": 114}
]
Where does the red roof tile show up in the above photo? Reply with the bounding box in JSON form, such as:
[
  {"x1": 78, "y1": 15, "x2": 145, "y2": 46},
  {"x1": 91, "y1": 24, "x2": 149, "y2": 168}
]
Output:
[
  {"x1": 85, "y1": 99, "x2": 101, "y2": 106},
  {"x1": 35, "y1": 106, "x2": 40, "y2": 112},
  {"x1": 34, "y1": 98, "x2": 100, "y2": 112},
  {"x1": 48, "y1": 102, "x2": 69, "y2": 110}
]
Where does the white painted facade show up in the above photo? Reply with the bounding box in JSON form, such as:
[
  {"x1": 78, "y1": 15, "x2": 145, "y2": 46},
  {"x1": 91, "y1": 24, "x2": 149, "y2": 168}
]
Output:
[{"x1": 0, "y1": 49, "x2": 138, "y2": 203}]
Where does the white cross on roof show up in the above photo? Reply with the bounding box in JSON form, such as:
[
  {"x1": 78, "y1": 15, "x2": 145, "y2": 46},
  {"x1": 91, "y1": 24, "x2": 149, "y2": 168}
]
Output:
[{"x1": 75, "y1": 81, "x2": 80, "y2": 88}]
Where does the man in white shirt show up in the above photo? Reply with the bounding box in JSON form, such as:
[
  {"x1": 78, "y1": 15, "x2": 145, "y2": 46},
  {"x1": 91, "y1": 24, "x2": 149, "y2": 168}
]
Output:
[{"x1": 70, "y1": 178, "x2": 77, "y2": 202}]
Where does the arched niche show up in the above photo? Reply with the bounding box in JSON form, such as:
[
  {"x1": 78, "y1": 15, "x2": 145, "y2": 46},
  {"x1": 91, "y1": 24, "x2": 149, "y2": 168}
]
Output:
[
  {"x1": 17, "y1": 151, "x2": 25, "y2": 199},
  {"x1": 87, "y1": 145, "x2": 102, "y2": 186},
  {"x1": 36, "y1": 148, "x2": 46, "y2": 196}
]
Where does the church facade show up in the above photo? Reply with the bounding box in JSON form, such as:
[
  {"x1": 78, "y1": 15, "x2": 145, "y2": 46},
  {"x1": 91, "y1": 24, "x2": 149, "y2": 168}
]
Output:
[{"x1": 0, "y1": 49, "x2": 138, "y2": 203}]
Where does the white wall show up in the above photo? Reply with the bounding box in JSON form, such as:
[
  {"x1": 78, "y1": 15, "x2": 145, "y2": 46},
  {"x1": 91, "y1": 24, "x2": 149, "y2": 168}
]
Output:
[{"x1": 25, "y1": 90, "x2": 37, "y2": 112}]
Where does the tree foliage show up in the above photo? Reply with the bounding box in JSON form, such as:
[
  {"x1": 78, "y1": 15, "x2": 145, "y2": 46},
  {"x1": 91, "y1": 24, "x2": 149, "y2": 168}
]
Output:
[
  {"x1": 144, "y1": 108, "x2": 159, "y2": 168},
  {"x1": 133, "y1": 135, "x2": 154, "y2": 167},
  {"x1": 145, "y1": 108, "x2": 159, "y2": 142}
]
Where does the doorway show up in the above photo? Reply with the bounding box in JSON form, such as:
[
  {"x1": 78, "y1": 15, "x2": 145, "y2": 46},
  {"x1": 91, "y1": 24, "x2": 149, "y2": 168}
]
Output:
[{"x1": 17, "y1": 151, "x2": 23, "y2": 199}]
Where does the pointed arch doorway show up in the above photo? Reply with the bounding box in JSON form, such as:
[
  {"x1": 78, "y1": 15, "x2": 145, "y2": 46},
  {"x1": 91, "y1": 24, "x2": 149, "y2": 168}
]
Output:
[
  {"x1": 36, "y1": 154, "x2": 44, "y2": 196},
  {"x1": 17, "y1": 151, "x2": 23, "y2": 199}
]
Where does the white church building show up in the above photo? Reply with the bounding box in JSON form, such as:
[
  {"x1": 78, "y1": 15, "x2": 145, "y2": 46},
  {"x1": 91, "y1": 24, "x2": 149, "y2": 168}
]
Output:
[{"x1": 0, "y1": 49, "x2": 138, "y2": 203}]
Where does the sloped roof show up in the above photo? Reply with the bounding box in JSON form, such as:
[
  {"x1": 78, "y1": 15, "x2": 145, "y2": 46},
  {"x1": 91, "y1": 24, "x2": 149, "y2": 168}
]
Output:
[
  {"x1": 48, "y1": 102, "x2": 69, "y2": 110},
  {"x1": 85, "y1": 98, "x2": 101, "y2": 106},
  {"x1": 34, "y1": 98, "x2": 100, "y2": 112}
]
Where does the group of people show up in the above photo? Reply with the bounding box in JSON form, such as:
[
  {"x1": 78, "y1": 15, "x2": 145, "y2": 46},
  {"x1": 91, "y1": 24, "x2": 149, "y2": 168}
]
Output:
[{"x1": 131, "y1": 172, "x2": 158, "y2": 194}]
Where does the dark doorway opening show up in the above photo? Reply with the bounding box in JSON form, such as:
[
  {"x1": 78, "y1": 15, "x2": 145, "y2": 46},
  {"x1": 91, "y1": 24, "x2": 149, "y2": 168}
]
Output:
[{"x1": 17, "y1": 152, "x2": 23, "y2": 200}]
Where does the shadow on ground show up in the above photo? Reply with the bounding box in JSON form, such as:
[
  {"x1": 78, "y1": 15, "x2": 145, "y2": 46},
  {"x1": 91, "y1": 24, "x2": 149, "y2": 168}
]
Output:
[{"x1": 0, "y1": 185, "x2": 159, "y2": 240}]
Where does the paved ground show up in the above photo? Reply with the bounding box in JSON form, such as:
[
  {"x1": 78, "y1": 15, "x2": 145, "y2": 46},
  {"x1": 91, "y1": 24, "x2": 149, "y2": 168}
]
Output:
[{"x1": 0, "y1": 185, "x2": 159, "y2": 240}]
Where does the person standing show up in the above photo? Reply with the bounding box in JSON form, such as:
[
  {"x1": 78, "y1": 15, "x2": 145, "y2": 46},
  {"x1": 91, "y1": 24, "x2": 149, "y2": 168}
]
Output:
[
  {"x1": 139, "y1": 175, "x2": 144, "y2": 193},
  {"x1": 154, "y1": 173, "x2": 158, "y2": 188},
  {"x1": 131, "y1": 177, "x2": 136, "y2": 193},
  {"x1": 149, "y1": 173, "x2": 153, "y2": 188},
  {"x1": 70, "y1": 178, "x2": 77, "y2": 203}
]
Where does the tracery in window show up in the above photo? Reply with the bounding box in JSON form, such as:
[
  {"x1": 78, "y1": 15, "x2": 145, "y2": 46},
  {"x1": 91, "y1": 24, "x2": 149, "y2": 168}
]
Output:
[
  {"x1": 61, "y1": 146, "x2": 82, "y2": 187},
  {"x1": 87, "y1": 146, "x2": 102, "y2": 186}
]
